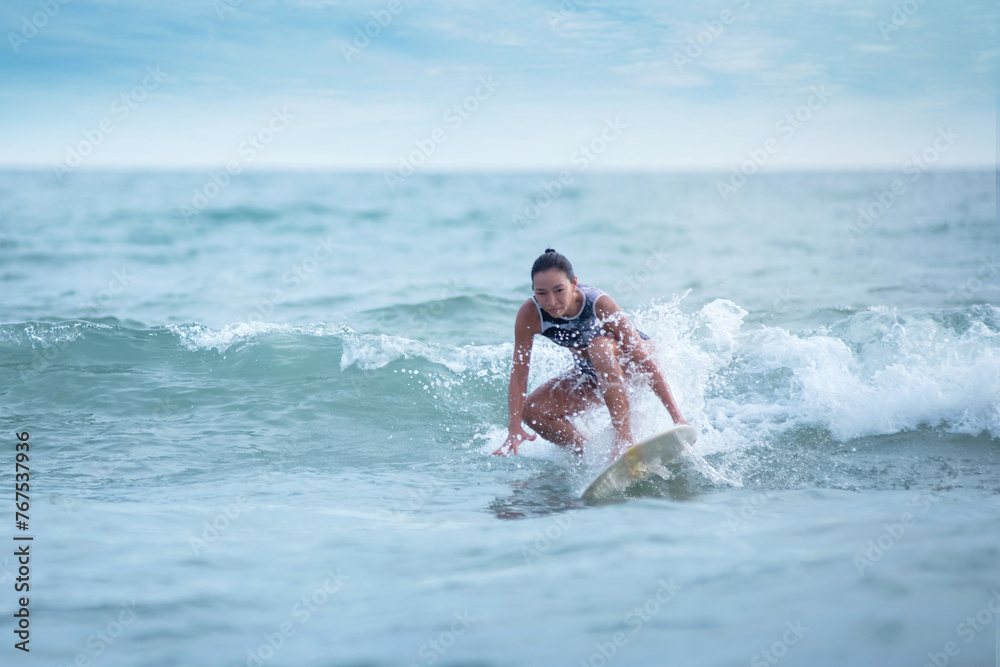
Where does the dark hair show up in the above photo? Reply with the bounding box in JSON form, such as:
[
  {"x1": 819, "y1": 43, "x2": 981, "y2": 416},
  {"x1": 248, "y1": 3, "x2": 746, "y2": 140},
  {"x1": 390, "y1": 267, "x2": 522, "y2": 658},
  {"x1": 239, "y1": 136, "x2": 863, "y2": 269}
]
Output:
[{"x1": 531, "y1": 248, "x2": 575, "y2": 284}]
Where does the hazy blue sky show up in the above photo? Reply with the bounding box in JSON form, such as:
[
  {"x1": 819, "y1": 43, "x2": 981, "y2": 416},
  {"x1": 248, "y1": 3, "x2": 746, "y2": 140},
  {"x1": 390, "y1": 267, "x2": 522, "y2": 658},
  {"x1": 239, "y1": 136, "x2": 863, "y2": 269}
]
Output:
[{"x1": 1, "y1": 0, "x2": 996, "y2": 170}]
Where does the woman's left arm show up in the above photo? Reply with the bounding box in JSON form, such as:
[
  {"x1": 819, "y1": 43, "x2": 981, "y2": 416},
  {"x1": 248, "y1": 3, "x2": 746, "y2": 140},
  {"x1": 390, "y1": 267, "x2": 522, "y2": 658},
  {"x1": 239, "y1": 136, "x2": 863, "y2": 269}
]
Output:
[{"x1": 595, "y1": 295, "x2": 689, "y2": 425}]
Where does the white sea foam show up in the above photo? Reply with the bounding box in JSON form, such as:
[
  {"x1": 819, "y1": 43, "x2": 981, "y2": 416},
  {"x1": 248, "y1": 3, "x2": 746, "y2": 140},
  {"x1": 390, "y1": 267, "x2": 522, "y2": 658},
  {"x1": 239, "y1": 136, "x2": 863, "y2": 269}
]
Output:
[
  {"x1": 0, "y1": 320, "x2": 109, "y2": 347},
  {"x1": 732, "y1": 308, "x2": 1000, "y2": 440},
  {"x1": 166, "y1": 321, "x2": 351, "y2": 353}
]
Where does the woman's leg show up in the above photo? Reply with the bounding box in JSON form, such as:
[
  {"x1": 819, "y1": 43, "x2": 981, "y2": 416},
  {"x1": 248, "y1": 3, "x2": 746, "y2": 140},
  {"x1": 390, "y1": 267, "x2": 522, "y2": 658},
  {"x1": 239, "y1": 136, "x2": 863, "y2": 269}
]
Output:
[
  {"x1": 585, "y1": 336, "x2": 634, "y2": 454},
  {"x1": 621, "y1": 338, "x2": 686, "y2": 424},
  {"x1": 523, "y1": 373, "x2": 603, "y2": 454}
]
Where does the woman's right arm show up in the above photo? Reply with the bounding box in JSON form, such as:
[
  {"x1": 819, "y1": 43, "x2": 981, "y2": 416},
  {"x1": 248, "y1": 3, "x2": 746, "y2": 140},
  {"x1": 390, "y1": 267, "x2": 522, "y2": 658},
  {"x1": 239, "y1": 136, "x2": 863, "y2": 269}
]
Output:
[{"x1": 493, "y1": 301, "x2": 539, "y2": 456}]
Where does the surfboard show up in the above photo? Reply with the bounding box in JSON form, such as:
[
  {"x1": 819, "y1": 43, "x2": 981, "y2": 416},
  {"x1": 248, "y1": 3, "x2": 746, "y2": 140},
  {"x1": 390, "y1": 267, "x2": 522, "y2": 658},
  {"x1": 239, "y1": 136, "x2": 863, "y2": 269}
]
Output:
[{"x1": 581, "y1": 425, "x2": 698, "y2": 503}]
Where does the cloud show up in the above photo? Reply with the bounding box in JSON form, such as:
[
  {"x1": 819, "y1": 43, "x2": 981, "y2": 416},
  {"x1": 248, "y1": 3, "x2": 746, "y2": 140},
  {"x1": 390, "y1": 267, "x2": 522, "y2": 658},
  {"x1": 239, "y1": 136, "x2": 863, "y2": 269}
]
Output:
[{"x1": 0, "y1": 0, "x2": 995, "y2": 169}]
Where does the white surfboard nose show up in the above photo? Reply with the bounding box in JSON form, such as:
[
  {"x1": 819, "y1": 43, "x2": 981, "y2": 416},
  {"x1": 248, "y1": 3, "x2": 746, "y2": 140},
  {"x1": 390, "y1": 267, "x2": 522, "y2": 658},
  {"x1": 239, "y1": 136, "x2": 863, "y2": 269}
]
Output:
[{"x1": 581, "y1": 425, "x2": 699, "y2": 502}]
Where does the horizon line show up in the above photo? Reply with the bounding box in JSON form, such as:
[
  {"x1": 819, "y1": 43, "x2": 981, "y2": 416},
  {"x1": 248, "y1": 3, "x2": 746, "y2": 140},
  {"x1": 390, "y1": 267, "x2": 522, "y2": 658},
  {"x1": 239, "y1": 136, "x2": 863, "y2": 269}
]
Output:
[{"x1": 0, "y1": 164, "x2": 995, "y2": 174}]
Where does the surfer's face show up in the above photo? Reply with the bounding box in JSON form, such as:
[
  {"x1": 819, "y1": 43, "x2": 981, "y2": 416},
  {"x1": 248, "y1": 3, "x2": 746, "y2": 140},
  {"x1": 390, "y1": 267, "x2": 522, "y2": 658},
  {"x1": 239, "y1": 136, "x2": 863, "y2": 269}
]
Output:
[{"x1": 532, "y1": 269, "x2": 578, "y2": 318}]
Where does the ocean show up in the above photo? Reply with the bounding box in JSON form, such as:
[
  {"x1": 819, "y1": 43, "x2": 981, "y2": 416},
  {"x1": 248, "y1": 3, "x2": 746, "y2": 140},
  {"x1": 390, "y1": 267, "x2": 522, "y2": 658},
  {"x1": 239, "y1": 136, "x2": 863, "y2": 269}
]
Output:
[{"x1": 1, "y1": 169, "x2": 998, "y2": 666}]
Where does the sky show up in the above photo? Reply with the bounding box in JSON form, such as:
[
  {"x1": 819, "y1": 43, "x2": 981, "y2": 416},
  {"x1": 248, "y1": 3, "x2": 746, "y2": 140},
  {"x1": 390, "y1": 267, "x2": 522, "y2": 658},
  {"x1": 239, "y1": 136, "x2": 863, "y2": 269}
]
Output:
[{"x1": 0, "y1": 0, "x2": 997, "y2": 171}]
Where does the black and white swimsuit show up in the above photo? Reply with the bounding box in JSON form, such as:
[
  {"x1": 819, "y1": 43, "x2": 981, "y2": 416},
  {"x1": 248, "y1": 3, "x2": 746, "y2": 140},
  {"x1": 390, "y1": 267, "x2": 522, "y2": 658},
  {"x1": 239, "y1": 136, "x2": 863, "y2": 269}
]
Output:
[{"x1": 532, "y1": 284, "x2": 650, "y2": 378}]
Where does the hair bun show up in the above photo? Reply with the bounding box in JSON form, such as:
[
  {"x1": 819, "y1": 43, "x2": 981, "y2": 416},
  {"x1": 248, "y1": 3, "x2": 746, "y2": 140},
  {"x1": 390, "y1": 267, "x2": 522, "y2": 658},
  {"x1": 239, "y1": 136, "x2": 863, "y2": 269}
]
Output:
[{"x1": 544, "y1": 247, "x2": 556, "y2": 253}]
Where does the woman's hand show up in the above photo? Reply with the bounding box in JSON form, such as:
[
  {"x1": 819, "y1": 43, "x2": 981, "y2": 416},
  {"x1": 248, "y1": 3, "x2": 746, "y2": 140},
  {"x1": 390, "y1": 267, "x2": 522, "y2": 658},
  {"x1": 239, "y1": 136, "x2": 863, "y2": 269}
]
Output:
[{"x1": 492, "y1": 425, "x2": 537, "y2": 456}]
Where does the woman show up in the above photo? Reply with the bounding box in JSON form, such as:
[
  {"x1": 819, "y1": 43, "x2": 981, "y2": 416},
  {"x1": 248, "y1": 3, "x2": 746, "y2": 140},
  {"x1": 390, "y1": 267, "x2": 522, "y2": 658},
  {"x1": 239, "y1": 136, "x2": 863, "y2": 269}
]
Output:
[{"x1": 493, "y1": 249, "x2": 689, "y2": 460}]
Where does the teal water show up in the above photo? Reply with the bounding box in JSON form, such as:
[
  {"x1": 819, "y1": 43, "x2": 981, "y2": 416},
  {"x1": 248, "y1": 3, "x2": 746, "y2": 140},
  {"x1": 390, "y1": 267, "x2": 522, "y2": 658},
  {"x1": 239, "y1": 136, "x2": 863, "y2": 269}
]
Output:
[{"x1": 1, "y1": 170, "x2": 999, "y2": 666}]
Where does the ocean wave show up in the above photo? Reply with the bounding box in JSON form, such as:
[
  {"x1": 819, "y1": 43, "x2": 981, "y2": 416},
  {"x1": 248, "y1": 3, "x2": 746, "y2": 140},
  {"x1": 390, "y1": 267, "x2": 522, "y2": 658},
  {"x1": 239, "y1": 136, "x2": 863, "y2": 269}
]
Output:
[
  {"x1": 747, "y1": 305, "x2": 1000, "y2": 440},
  {"x1": 4, "y1": 302, "x2": 998, "y2": 446}
]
